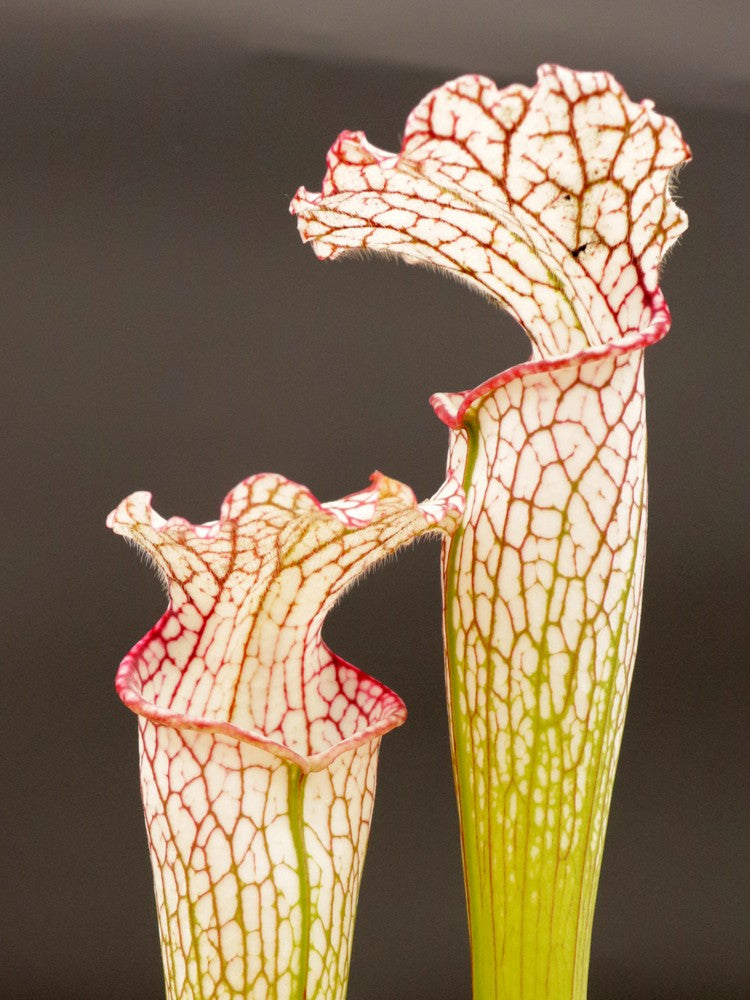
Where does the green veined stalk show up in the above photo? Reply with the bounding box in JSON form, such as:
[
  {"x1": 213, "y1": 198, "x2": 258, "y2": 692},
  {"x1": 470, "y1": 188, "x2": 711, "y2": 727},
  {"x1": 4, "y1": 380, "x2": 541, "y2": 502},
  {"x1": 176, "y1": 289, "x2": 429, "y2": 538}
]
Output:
[{"x1": 292, "y1": 64, "x2": 689, "y2": 998}]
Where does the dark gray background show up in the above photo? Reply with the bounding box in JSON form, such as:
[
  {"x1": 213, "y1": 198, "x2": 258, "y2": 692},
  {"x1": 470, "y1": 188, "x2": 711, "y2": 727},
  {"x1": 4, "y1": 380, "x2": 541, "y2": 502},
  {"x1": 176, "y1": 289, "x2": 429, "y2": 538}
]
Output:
[{"x1": 2, "y1": 4, "x2": 748, "y2": 999}]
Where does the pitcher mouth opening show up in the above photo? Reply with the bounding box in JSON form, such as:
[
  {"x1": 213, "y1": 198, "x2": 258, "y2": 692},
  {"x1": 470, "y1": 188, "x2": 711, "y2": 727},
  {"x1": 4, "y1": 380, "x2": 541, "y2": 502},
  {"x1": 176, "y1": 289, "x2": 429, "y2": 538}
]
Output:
[
  {"x1": 430, "y1": 292, "x2": 671, "y2": 431},
  {"x1": 116, "y1": 619, "x2": 407, "y2": 774}
]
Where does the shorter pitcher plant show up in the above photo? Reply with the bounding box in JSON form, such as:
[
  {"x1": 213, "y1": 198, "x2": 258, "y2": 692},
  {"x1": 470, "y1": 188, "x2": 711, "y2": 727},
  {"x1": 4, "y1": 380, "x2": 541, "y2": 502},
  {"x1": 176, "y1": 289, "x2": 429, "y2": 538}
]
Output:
[{"x1": 111, "y1": 65, "x2": 689, "y2": 1000}]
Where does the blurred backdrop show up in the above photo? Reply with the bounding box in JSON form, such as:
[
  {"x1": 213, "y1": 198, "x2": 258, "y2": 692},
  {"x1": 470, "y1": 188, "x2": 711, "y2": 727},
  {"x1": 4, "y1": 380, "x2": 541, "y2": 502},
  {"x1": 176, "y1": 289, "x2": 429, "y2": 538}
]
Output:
[{"x1": 2, "y1": 3, "x2": 748, "y2": 999}]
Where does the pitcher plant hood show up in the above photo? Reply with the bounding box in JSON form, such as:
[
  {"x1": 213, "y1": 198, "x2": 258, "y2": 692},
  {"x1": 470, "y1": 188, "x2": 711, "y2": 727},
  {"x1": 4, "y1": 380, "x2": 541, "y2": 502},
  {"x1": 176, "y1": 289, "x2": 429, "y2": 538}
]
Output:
[{"x1": 291, "y1": 63, "x2": 688, "y2": 366}]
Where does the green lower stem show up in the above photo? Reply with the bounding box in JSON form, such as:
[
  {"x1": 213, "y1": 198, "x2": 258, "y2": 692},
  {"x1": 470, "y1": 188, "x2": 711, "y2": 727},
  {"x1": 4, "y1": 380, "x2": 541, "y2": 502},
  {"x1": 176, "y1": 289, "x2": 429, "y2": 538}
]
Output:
[
  {"x1": 443, "y1": 422, "x2": 641, "y2": 1000},
  {"x1": 287, "y1": 765, "x2": 310, "y2": 1000},
  {"x1": 445, "y1": 556, "x2": 605, "y2": 998}
]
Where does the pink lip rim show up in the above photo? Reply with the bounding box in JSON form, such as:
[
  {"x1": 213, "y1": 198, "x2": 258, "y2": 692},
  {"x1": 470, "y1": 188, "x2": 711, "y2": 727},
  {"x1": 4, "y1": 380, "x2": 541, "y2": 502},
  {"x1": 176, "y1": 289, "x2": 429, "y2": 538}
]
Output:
[
  {"x1": 116, "y1": 610, "x2": 408, "y2": 775},
  {"x1": 430, "y1": 291, "x2": 671, "y2": 430}
]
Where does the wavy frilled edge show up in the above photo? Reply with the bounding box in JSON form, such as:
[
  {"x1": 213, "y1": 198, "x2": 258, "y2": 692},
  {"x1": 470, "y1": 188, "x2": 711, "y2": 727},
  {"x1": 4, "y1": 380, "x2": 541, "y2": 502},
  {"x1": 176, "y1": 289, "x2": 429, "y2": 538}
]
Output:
[
  {"x1": 109, "y1": 471, "x2": 464, "y2": 773},
  {"x1": 291, "y1": 64, "x2": 690, "y2": 367}
]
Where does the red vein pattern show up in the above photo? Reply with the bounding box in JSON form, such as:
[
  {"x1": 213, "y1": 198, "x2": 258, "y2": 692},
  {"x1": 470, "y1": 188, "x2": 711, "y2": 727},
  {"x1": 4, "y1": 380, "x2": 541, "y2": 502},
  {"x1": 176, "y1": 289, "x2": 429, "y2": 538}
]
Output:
[
  {"x1": 109, "y1": 471, "x2": 462, "y2": 1000},
  {"x1": 292, "y1": 66, "x2": 689, "y2": 999}
]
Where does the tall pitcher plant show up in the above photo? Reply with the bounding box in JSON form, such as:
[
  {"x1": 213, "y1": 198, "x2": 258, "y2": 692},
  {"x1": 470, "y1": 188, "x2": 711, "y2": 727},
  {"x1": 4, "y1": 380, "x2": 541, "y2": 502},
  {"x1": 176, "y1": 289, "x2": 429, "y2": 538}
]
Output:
[{"x1": 112, "y1": 65, "x2": 688, "y2": 1000}]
